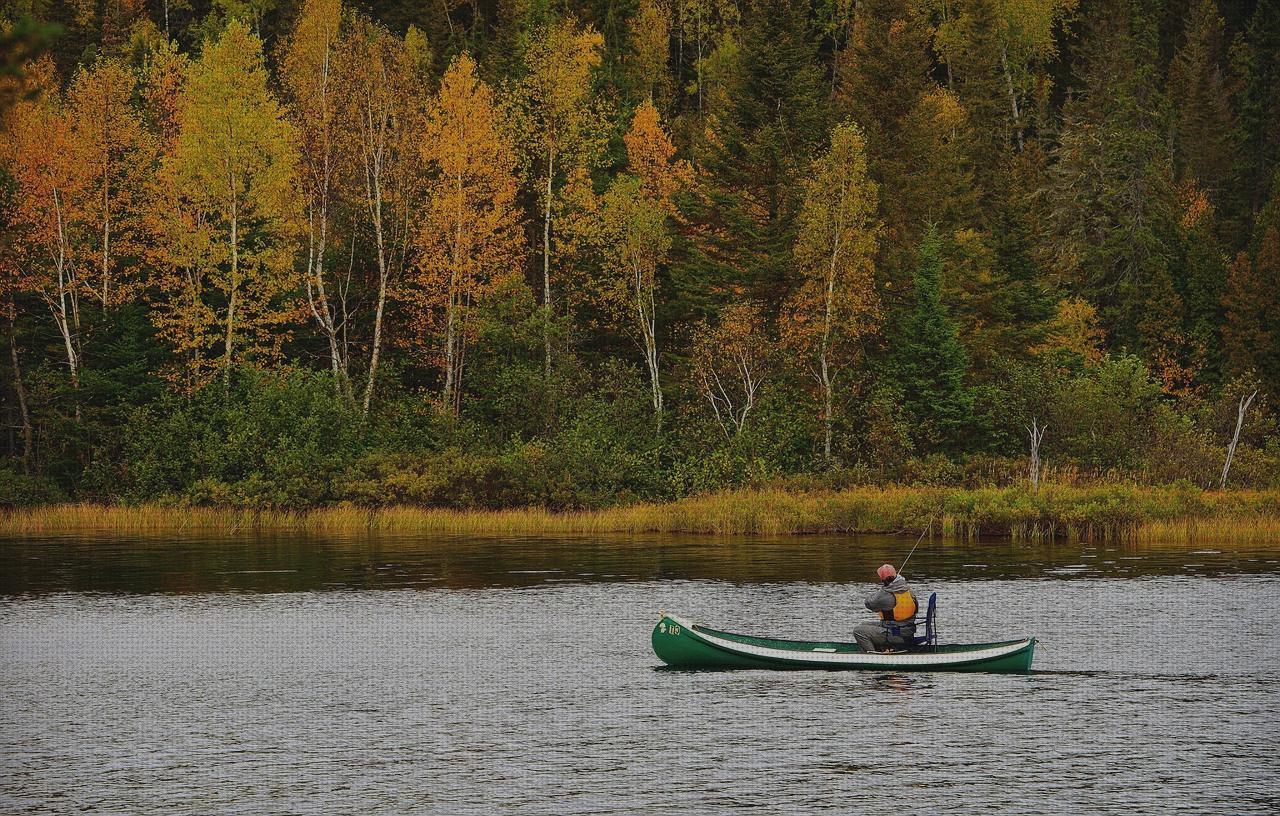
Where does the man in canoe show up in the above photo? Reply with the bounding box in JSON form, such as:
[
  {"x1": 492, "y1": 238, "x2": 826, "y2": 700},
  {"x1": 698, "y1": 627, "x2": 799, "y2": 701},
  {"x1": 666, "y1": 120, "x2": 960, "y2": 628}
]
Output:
[{"x1": 853, "y1": 564, "x2": 918, "y2": 653}]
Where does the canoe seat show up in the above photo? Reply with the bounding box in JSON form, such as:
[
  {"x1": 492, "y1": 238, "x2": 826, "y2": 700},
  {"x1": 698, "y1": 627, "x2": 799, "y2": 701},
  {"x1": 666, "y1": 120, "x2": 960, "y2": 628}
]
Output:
[{"x1": 907, "y1": 592, "x2": 938, "y2": 650}]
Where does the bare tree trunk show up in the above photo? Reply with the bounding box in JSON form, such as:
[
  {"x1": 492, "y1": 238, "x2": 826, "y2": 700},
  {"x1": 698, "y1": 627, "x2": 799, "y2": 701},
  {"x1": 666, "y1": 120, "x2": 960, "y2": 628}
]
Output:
[
  {"x1": 542, "y1": 148, "x2": 555, "y2": 379},
  {"x1": 818, "y1": 188, "x2": 844, "y2": 462},
  {"x1": 634, "y1": 261, "x2": 662, "y2": 428},
  {"x1": 224, "y1": 193, "x2": 238, "y2": 386},
  {"x1": 7, "y1": 302, "x2": 33, "y2": 475},
  {"x1": 1027, "y1": 418, "x2": 1046, "y2": 490},
  {"x1": 1001, "y1": 44, "x2": 1023, "y2": 152},
  {"x1": 1220, "y1": 390, "x2": 1258, "y2": 489}
]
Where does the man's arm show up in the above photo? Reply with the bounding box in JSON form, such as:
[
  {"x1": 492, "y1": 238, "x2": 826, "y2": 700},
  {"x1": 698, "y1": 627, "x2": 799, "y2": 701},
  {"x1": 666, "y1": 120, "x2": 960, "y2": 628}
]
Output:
[{"x1": 864, "y1": 589, "x2": 893, "y2": 613}]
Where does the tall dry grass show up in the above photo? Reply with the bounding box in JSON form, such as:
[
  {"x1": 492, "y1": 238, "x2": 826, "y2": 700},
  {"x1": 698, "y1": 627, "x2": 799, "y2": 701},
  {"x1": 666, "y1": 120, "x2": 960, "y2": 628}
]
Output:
[{"x1": 2, "y1": 485, "x2": 1278, "y2": 542}]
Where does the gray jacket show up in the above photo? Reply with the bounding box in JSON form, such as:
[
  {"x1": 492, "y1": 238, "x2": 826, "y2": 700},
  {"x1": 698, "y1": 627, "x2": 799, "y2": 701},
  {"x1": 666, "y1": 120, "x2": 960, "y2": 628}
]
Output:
[{"x1": 864, "y1": 575, "x2": 917, "y2": 630}]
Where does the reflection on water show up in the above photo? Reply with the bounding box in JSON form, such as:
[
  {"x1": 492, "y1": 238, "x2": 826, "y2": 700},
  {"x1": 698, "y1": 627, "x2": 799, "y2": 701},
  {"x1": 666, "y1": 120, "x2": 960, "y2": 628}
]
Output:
[
  {"x1": 2, "y1": 532, "x2": 1279, "y2": 595},
  {"x1": 1, "y1": 533, "x2": 1278, "y2": 814}
]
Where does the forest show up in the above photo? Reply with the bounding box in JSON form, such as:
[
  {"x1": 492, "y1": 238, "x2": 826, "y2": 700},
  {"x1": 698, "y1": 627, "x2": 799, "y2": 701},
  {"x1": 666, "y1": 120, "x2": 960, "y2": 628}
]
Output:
[{"x1": 1, "y1": 0, "x2": 1279, "y2": 511}]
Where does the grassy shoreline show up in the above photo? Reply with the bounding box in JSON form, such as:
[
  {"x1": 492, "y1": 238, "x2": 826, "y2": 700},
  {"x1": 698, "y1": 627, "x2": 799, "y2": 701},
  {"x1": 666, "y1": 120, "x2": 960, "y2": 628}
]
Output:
[{"x1": 3, "y1": 484, "x2": 1280, "y2": 543}]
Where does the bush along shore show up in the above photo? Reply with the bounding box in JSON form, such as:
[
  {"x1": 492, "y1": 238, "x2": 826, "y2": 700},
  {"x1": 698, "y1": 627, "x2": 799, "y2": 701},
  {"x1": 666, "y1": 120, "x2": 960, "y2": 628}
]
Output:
[{"x1": 4, "y1": 485, "x2": 1279, "y2": 544}]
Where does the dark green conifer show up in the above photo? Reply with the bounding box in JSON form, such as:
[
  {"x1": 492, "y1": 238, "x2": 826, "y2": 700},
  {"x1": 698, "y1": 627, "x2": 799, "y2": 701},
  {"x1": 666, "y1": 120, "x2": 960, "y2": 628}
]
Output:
[{"x1": 898, "y1": 225, "x2": 975, "y2": 453}]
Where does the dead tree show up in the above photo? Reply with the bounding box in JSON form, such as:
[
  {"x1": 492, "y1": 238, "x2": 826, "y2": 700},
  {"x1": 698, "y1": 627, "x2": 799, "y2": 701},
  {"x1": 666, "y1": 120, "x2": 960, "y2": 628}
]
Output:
[
  {"x1": 1027, "y1": 418, "x2": 1047, "y2": 490},
  {"x1": 1220, "y1": 390, "x2": 1258, "y2": 489}
]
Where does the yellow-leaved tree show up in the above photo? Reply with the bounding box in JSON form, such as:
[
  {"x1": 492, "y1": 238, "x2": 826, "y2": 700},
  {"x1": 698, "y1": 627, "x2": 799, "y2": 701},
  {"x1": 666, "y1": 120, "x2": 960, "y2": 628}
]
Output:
[
  {"x1": 282, "y1": 0, "x2": 349, "y2": 396},
  {"x1": 599, "y1": 100, "x2": 692, "y2": 425},
  {"x1": 150, "y1": 19, "x2": 299, "y2": 387},
  {"x1": 516, "y1": 18, "x2": 605, "y2": 376},
  {"x1": 335, "y1": 17, "x2": 430, "y2": 415},
  {"x1": 784, "y1": 121, "x2": 880, "y2": 461},
  {"x1": 409, "y1": 53, "x2": 524, "y2": 415},
  {"x1": 67, "y1": 57, "x2": 154, "y2": 312}
]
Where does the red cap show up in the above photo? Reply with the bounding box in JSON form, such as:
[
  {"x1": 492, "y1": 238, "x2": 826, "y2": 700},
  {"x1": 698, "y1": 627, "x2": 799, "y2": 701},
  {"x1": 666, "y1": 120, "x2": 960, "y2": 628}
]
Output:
[{"x1": 877, "y1": 564, "x2": 897, "y2": 581}]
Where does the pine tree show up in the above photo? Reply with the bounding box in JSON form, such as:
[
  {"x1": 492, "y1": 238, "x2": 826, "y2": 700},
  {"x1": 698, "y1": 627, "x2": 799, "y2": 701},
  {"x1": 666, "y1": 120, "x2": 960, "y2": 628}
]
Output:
[
  {"x1": 898, "y1": 224, "x2": 974, "y2": 453},
  {"x1": 1235, "y1": 0, "x2": 1280, "y2": 219}
]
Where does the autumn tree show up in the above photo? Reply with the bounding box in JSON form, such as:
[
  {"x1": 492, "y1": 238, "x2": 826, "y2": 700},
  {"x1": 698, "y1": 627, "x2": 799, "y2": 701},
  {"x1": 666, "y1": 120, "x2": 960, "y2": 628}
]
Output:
[
  {"x1": 282, "y1": 0, "x2": 349, "y2": 396},
  {"x1": 599, "y1": 101, "x2": 692, "y2": 424},
  {"x1": 1221, "y1": 227, "x2": 1280, "y2": 392},
  {"x1": 783, "y1": 122, "x2": 880, "y2": 461},
  {"x1": 691, "y1": 300, "x2": 769, "y2": 437},
  {"x1": 151, "y1": 20, "x2": 299, "y2": 385},
  {"x1": 1, "y1": 59, "x2": 87, "y2": 387},
  {"x1": 516, "y1": 18, "x2": 605, "y2": 377},
  {"x1": 410, "y1": 53, "x2": 524, "y2": 415},
  {"x1": 628, "y1": 0, "x2": 671, "y2": 103},
  {"x1": 335, "y1": 18, "x2": 429, "y2": 415},
  {"x1": 66, "y1": 57, "x2": 153, "y2": 312}
]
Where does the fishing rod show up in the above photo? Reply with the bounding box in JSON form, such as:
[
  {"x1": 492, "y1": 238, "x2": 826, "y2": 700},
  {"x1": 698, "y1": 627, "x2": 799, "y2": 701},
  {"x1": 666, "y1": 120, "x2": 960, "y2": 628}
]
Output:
[{"x1": 898, "y1": 518, "x2": 932, "y2": 574}]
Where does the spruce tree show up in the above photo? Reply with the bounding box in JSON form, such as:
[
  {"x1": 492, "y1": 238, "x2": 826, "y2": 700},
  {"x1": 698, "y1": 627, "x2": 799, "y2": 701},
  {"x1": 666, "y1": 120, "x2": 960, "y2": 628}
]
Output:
[
  {"x1": 692, "y1": 0, "x2": 827, "y2": 304},
  {"x1": 1040, "y1": 0, "x2": 1181, "y2": 353},
  {"x1": 1168, "y1": 0, "x2": 1237, "y2": 213},
  {"x1": 1236, "y1": 0, "x2": 1280, "y2": 219},
  {"x1": 898, "y1": 225, "x2": 975, "y2": 454}
]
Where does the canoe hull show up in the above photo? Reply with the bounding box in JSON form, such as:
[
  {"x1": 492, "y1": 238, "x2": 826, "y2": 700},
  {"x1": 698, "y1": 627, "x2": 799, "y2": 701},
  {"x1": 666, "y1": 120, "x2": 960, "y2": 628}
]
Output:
[{"x1": 652, "y1": 614, "x2": 1036, "y2": 674}]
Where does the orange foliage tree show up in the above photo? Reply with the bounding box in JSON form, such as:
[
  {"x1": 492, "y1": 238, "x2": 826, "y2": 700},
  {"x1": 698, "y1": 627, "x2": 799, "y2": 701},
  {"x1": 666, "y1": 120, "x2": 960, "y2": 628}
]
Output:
[
  {"x1": 1, "y1": 58, "x2": 88, "y2": 386},
  {"x1": 408, "y1": 54, "x2": 524, "y2": 415},
  {"x1": 598, "y1": 100, "x2": 692, "y2": 424}
]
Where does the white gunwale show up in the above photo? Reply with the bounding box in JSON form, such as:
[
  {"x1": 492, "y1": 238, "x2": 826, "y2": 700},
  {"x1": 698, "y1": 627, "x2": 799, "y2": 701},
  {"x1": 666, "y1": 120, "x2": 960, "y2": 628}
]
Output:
[{"x1": 666, "y1": 614, "x2": 1034, "y2": 668}]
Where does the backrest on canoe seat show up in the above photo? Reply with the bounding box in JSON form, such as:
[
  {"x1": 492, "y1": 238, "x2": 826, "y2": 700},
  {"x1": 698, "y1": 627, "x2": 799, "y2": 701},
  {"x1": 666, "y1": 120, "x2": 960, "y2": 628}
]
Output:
[
  {"x1": 910, "y1": 592, "x2": 938, "y2": 650},
  {"x1": 923, "y1": 592, "x2": 937, "y2": 646}
]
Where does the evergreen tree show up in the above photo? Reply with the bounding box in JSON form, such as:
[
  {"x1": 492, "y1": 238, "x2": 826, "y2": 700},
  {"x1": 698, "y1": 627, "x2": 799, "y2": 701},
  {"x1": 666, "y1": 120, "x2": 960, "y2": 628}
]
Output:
[
  {"x1": 1235, "y1": 0, "x2": 1280, "y2": 220},
  {"x1": 1168, "y1": 0, "x2": 1237, "y2": 214},
  {"x1": 1040, "y1": 0, "x2": 1182, "y2": 357},
  {"x1": 692, "y1": 0, "x2": 826, "y2": 304},
  {"x1": 898, "y1": 224, "x2": 974, "y2": 453}
]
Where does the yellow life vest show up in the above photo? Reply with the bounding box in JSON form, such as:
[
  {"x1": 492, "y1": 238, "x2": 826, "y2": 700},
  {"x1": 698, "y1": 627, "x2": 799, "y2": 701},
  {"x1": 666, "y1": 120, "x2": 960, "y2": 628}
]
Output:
[{"x1": 879, "y1": 590, "x2": 918, "y2": 623}]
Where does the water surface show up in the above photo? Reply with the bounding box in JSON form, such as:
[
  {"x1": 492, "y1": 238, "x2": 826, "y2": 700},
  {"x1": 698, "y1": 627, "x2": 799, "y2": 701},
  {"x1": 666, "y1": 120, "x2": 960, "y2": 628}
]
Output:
[{"x1": 2, "y1": 533, "x2": 1277, "y2": 814}]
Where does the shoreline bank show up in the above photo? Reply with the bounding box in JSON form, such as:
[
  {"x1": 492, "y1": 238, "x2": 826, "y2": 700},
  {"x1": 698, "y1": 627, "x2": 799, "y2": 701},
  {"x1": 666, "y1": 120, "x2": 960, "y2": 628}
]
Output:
[{"x1": 3, "y1": 485, "x2": 1280, "y2": 543}]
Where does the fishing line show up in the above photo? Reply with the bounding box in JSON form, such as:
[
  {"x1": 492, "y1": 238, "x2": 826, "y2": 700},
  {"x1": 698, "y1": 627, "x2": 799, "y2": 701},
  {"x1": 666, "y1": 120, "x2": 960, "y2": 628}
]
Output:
[{"x1": 898, "y1": 519, "x2": 931, "y2": 574}]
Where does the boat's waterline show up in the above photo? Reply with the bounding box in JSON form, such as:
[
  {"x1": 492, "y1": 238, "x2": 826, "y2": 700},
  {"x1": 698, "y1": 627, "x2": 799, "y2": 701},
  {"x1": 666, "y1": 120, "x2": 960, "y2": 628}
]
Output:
[{"x1": 652, "y1": 613, "x2": 1036, "y2": 673}]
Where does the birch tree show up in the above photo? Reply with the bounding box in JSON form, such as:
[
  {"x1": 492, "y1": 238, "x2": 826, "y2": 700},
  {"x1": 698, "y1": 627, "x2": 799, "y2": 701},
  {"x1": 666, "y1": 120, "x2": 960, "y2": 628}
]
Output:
[
  {"x1": 282, "y1": 0, "x2": 350, "y2": 397},
  {"x1": 410, "y1": 54, "x2": 524, "y2": 415},
  {"x1": 691, "y1": 301, "x2": 769, "y2": 437},
  {"x1": 156, "y1": 20, "x2": 299, "y2": 384},
  {"x1": 599, "y1": 101, "x2": 691, "y2": 425},
  {"x1": 67, "y1": 57, "x2": 153, "y2": 313},
  {"x1": 783, "y1": 122, "x2": 880, "y2": 461},
  {"x1": 1, "y1": 60, "x2": 87, "y2": 387},
  {"x1": 517, "y1": 19, "x2": 604, "y2": 377},
  {"x1": 335, "y1": 18, "x2": 429, "y2": 415}
]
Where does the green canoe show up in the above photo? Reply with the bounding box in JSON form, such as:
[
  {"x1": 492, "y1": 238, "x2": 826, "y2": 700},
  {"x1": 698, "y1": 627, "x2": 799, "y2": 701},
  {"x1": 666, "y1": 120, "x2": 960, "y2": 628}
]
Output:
[{"x1": 651, "y1": 613, "x2": 1036, "y2": 674}]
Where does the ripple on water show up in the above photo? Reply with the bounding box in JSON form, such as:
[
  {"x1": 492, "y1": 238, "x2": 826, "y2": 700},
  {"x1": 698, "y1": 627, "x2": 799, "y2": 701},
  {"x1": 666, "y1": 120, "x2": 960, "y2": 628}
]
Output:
[{"x1": 0, "y1": 538, "x2": 1277, "y2": 815}]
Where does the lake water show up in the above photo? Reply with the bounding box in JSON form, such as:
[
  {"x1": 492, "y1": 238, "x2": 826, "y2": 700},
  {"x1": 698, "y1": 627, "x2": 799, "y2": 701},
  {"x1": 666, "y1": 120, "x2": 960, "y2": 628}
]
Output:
[{"x1": 2, "y1": 533, "x2": 1278, "y2": 814}]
